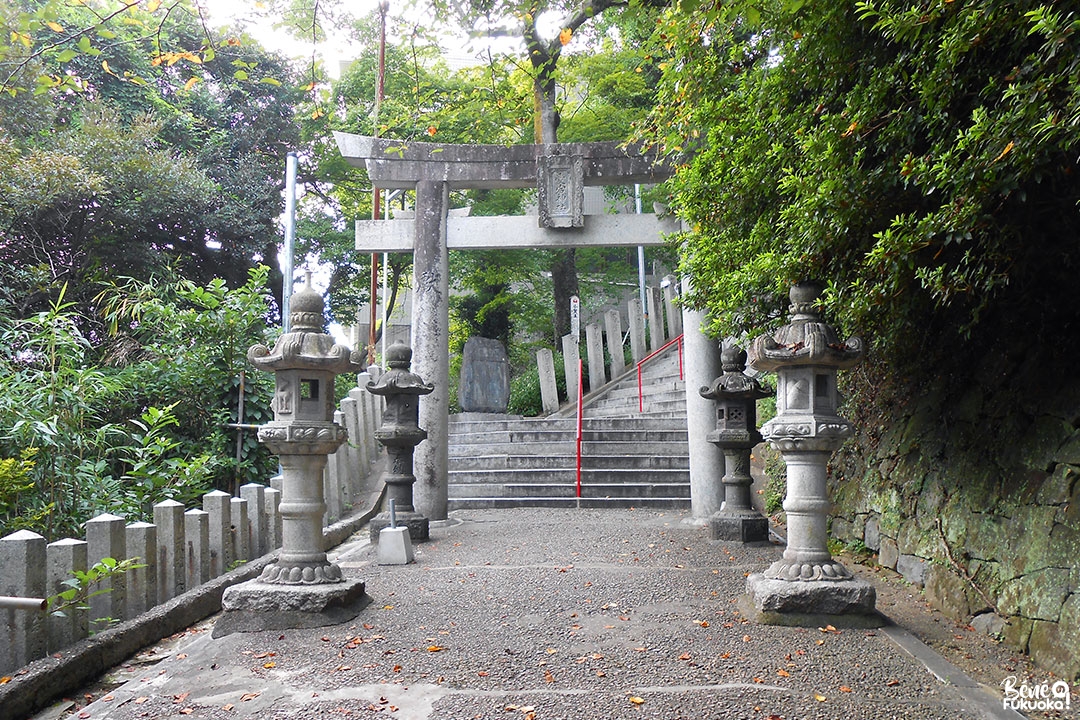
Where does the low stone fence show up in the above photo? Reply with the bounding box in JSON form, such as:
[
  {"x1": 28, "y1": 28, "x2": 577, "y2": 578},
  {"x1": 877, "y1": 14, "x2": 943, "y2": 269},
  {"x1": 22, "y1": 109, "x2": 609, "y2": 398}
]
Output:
[
  {"x1": 539, "y1": 280, "x2": 683, "y2": 412},
  {"x1": 0, "y1": 378, "x2": 383, "y2": 677}
]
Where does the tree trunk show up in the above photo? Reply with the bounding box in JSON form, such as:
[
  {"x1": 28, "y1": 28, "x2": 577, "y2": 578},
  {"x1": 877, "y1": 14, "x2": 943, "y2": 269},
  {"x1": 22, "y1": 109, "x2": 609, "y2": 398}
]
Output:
[{"x1": 551, "y1": 247, "x2": 579, "y2": 341}]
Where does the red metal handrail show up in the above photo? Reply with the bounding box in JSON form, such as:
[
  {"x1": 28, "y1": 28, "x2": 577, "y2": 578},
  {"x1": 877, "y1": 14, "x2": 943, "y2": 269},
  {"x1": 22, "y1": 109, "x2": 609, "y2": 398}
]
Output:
[
  {"x1": 637, "y1": 334, "x2": 684, "y2": 413},
  {"x1": 575, "y1": 358, "x2": 583, "y2": 498}
]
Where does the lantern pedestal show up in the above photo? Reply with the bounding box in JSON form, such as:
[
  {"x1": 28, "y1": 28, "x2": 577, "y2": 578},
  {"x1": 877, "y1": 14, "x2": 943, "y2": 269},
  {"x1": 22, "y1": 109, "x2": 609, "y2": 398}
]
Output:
[
  {"x1": 745, "y1": 282, "x2": 880, "y2": 626},
  {"x1": 215, "y1": 275, "x2": 368, "y2": 637},
  {"x1": 366, "y1": 343, "x2": 435, "y2": 544},
  {"x1": 700, "y1": 346, "x2": 771, "y2": 544}
]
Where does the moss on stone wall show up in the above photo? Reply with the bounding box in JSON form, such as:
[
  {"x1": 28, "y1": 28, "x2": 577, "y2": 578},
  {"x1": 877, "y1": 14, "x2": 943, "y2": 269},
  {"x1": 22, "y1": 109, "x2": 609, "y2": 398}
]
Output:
[{"x1": 827, "y1": 345, "x2": 1080, "y2": 680}]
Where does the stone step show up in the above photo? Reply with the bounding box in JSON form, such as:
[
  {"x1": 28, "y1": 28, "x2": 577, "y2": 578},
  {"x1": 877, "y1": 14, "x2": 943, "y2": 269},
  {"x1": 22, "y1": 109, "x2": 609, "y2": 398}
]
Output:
[
  {"x1": 586, "y1": 397, "x2": 688, "y2": 415},
  {"x1": 448, "y1": 427, "x2": 688, "y2": 446},
  {"x1": 449, "y1": 454, "x2": 689, "y2": 471},
  {"x1": 447, "y1": 467, "x2": 690, "y2": 485},
  {"x1": 457, "y1": 481, "x2": 689, "y2": 498},
  {"x1": 598, "y1": 381, "x2": 685, "y2": 401},
  {"x1": 449, "y1": 439, "x2": 689, "y2": 458},
  {"x1": 447, "y1": 496, "x2": 691, "y2": 510},
  {"x1": 449, "y1": 415, "x2": 688, "y2": 433}
]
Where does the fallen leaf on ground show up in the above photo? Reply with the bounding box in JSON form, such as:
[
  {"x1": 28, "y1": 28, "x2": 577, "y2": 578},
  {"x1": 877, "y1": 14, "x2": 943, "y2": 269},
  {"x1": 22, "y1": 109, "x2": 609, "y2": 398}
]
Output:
[
  {"x1": 742, "y1": 634, "x2": 752, "y2": 642},
  {"x1": 885, "y1": 679, "x2": 901, "y2": 686},
  {"x1": 753, "y1": 677, "x2": 764, "y2": 684},
  {"x1": 263, "y1": 662, "x2": 276, "y2": 669},
  {"x1": 678, "y1": 652, "x2": 691, "y2": 661},
  {"x1": 777, "y1": 669, "x2": 790, "y2": 677},
  {"x1": 544, "y1": 670, "x2": 555, "y2": 683},
  {"x1": 222, "y1": 703, "x2": 234, "y2": 711},
  {"x1": 134, "y1": 698, "x2": 148, "y2": 704},
  {"x1": 173, "y1": 693, "x2": 190, "y2": 704},
  {"x1": 240, "y1": 692, "x2": 260, "y2": 702},
  {"x1": 840, "y1": 686, "x2": 852, "y2": 693},
  {"x1": 0, "y1": 677, "x2": 10, "y2": 685},
  {"x1": 179, "y1": 708, "x2": 194, "y2": 715},
  {"x1": 392, "y1": 665, "x2": 403, "y2": 672},
  {"x1": 363, "y1": 623, "x2": 375, "y2": 629},
  {"x1": 813, "y1": 692, "x2": 827, "y2": 702},
  {"x1": 629, "y1": 696, "x2": 645, "y2": 705},
  {"x1": 427, "y1": 645, "x2": 446, "y2": 652}
]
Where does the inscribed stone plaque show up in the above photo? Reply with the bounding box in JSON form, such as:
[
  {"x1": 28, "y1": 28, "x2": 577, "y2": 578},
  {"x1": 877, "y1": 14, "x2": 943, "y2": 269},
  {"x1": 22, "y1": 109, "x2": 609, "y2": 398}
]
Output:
[
  {"x1": 537, "y1": 154, "x2": 584, "y2": 228},
  {"x1": 459, "y1": 336, "x2": 511, "y2": 413}
]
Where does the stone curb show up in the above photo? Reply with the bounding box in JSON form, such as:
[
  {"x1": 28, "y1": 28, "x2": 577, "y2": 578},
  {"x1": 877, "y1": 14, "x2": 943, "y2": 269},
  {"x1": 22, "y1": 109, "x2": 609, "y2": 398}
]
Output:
[{"x1": 0, "y1": 490, "x2": 386, "y2": 720}]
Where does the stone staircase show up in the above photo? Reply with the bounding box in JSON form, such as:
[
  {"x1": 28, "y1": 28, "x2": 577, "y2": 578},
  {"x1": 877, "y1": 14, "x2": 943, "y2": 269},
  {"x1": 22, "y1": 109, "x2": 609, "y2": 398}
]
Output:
[{"x1": 447, "y1": 345, "x2": 690, "y2": 509}]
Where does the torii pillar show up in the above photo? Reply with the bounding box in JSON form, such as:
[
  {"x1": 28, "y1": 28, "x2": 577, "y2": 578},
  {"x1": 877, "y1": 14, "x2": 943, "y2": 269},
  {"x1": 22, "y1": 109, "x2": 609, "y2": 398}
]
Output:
[{"x1": 335, "y1": 134, "x2": 689, "y2": 521}]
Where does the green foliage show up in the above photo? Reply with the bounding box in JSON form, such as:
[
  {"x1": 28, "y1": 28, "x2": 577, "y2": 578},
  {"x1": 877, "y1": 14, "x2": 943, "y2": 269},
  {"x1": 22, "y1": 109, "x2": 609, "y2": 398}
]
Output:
[
  {"x1": 99, "y1": 404, "x2": 220, "y2": 520},
  {"x1": 0, "y1": 1, "x2": 302, "y2": 321},
  {"x1": 97, "y1": 266, "x2": 278, "y2": 494},
  {"x1": 0, "y1": 448, "x2": 50, "y2": 532},
  {"x1": 0, "y1": 269, "x2": 276, "y2": 538},
  {"x1": 48, "y1": 556, "x2": 145, "y2": 634},
  {"x1": 508, "y1": 351, "x2": 567, "y2": 417},
  {"x1": 761, "y1": 445, "x2": 787, "y2": 516},
  {"x1": 644, "y1": 1, "x2": 1080, "y2": 361}
]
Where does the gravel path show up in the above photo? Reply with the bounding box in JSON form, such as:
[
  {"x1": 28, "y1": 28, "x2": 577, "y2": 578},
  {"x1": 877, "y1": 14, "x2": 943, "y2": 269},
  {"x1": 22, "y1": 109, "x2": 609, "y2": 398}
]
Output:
[{"x1": 43, "y1": 508, "x2": 1058, "y2": 720}]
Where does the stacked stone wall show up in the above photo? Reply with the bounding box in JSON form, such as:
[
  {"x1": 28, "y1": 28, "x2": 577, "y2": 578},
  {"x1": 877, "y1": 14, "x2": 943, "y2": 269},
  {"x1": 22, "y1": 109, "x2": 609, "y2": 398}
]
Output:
[{"x1": 828, "y1": 350, "x2": 1079, "y2": 680}]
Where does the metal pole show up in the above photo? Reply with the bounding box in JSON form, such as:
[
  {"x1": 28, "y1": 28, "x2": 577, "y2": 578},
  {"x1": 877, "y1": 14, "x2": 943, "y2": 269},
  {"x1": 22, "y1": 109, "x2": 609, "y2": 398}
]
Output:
[
  {"x1": 635, "y1": 184, "x2": 646, "y2": 316},
  {"x1": 369, "y1": 1, "x2": 389, "y2": 365},
  {"x1": 234, "y1": 369, "x2": 246, "y2": 495},
  {"x1": 283, "y1": 152, "x2": 298, "y2": 333},
  {"x1": 0, "y1": 596, "x2": 46, "y2": 611}
]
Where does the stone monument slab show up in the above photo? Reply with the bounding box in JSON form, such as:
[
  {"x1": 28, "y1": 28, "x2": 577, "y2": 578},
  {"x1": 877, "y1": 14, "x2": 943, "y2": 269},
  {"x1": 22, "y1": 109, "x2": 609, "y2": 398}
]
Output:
[{"x1": 459, "y1": 337, "x2": 510, "y2": 413}]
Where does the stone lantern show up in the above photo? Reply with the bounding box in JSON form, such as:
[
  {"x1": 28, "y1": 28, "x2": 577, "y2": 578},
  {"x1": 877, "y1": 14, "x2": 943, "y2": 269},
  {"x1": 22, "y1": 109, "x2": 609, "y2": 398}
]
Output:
[
  {"x1": 699, "y1": 345, "x2": 771, "y2": 543},
  {"x1": 367, "y1": 342, "x2": 434, "y2": 543},
  {"x1": 745, "y1": 281, "x2": 877, "y2": 623},
  {"x1": 216, "y1": 275, "x2": 367, "y2": 635}
]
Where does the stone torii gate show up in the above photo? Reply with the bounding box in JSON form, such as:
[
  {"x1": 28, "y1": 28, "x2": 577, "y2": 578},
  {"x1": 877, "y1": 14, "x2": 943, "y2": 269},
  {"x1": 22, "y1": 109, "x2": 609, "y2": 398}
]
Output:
[{"x1": 334, "y1": 133, "x2": 723, "y2": 523}]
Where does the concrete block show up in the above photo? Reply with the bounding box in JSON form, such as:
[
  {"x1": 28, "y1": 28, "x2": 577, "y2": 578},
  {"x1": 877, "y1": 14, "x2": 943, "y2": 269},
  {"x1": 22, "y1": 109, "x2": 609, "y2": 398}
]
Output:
[
  {"x1": 537, "y1": 348, "x2": 559, "y2": 414},
  {"x1": 153, "y1": 499, "x2": 185, "y2": 601},
  {"x1": 377, "y1": 527, "x2": 415, "y2": 565},
  {"x1": 586, "y1": 323, "x2": 606, "y2": 391},
  {"x1": 604, "y1": 309, "x2": 625, "y2": 378},
  {"x1": 561, "y1": 333, "x2": 579, "y2": 402}
]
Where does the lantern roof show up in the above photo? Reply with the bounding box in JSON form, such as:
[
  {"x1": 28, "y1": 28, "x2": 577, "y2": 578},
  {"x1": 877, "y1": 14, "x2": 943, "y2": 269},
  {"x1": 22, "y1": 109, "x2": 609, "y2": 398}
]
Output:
[
  {"x1": 366, "y1": 342, "x2": 435, "y2": 397},
  {"x1": 247, "y1": 275, "x2": 365, "y2": 374},
  {"x1": 749, "y1": 282, "x2": 863, "y2": 373},
  {"x1": 700, "y1": 346, "x2": 771, "y2": 400}
]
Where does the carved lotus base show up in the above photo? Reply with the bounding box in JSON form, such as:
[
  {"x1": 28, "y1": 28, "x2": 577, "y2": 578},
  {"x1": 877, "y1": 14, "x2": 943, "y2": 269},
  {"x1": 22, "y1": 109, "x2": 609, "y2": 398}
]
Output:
[
  {"x1": 258, "y1": 561, "x2": 344, "y2": 585},
  {"x1": 763, "y1": 558, "x2": 853, "y2": 582}
]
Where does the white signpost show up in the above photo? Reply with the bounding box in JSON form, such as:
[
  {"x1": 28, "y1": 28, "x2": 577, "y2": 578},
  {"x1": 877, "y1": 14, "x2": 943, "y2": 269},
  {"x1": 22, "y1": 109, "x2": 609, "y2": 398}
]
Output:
[{"x1": 570, "y1": 295, "x2": 581, "y2": 341}]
